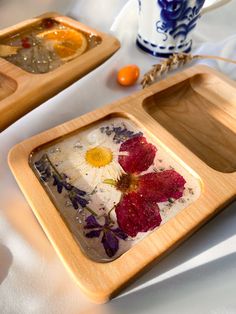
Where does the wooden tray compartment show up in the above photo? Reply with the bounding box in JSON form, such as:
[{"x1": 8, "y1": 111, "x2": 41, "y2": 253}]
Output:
[
  {"x1": 143, "y1": 73, "x2": 236, "y2": 173},
  {"x1": 8, "y1": 66, "x2": 236, "y2": 303},
  {"x1": 0, "y1": 12, "x2": 120, "y2": 131},
  {"x1": 0, "y1": 72, "x2": 17, "y2": 101},
  {"x1": 29, "y1": 113, "x2": 201, "y2": 263}
]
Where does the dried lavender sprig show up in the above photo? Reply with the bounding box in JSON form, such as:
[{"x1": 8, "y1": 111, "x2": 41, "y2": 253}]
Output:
[
  {"x1": 35, "y1": 154, "x2": 97, "y2": 216},
  {"x1": 100, "y1": 125, "x2": 142, "y2": 144}
]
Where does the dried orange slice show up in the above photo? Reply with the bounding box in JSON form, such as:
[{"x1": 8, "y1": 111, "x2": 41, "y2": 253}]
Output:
[
  {"x1": 38, "y1": 28, "x2": 88, "y2": 61},
  {"x1": 0, "y1": 45, "x2": 20, "y2": 57}
]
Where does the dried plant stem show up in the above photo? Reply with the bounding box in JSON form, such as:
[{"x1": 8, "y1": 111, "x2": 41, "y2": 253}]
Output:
[
  {"x1": 197, "y1": 54, "x2": 236, "y2": 65},
  {"x1": 44, "y1": 154, "x2": 97, "y2": 217},
  {"x1": 107, "y1": 205, "x2": 116, "y2": 223},
  {"x1": 85, "y1": 206, "x2": 98, "y2": 217},
  {"x1": 44, "y1": 154, "x2": 62, "y2": 179},
  {"x1": 141, "y1": 53, "x2": 236, "y2": 88}
]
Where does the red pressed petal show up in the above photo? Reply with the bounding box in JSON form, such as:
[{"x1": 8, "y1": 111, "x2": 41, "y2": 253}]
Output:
[
  {"x1": 115, "y1": 193, "x2": 162, "y2": 237},
  {"x1": 118, "y1": 136, "x2": 157, "y2": 174},
  {"x1": 21, "y1": 37, "x2": 29, "y2": 42},
  {"x1": 41, "y1": 18, "x2": 55, "y2": 29},
  {"x1": 138, "y1": 170, "x2": 186, "y2": 202},
  {"x1": 21, "y1": 37, "x2": 30, "y2": 47}
]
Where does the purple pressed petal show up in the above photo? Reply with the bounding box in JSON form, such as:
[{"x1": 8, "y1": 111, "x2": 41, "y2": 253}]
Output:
[
  {"x1": 100, "y1": 125, "x2": 143, "y2": 144},
  {"x1": 63, "y1": 182, "x2": 73, "y2": 191},
  {"x1": 71, "y1": 198, "x2": 79, "y2": 210},
  {"x1": 61, "y1": 173, "x2": 68, "y2": 181},
  {"x1": 111, "y1": 227, "x2": 128, "y2": 240},
  {"x1": 85, "y1": 229, "x2": 102, "y2": 238},
  {"x1": 75, "y1": 196, "x2": 89, "y2": 208},
  {"x1": 35, "y1": 161, "x2": 44, "y2": 172},
  {"x1": 73, "y1": 187, "x2": 87, "y2": 196},
  {"x1": 69, "y1": 194, "x2": 88, "y2": 210},
  {"x1": 53, "y1": 175, "x2": 63, "y2": 193},
  {"x1": 101, "y1": 230, "x2": 119, "y2": 258},
  {"x1": 84, "y1": 215, "x2": 102, "y2": 229},
  {"x1": 34, "y1": 155, "x2": 52, "y2": 181}
]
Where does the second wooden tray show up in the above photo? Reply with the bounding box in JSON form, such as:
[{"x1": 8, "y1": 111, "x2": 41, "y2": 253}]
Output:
[
  {"x1": 0, "y1": 12, "x2": 120, "y2": 131},
  {"x1": 8, "y1": 65, "x2": 236, "y2": 303}
]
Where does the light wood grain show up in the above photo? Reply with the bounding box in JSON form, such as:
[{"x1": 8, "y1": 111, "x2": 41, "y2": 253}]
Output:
[
  {"x1": 0, "y1": 12, "x2": 120, "y2": 131},
  {"x1": 8, "y1": 65, "x2": 236, "y2": 303},
  {"x1": 0, "y1": 72, "x2": 17, "y2": 101},
  {"x1": 144, "y1": 74, "x2": 236, "y2": 173}
]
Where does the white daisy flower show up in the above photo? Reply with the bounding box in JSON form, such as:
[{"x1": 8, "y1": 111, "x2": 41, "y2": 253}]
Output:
[{"x1": 48, "y1": 128, "x2": 126, "y2": 189}]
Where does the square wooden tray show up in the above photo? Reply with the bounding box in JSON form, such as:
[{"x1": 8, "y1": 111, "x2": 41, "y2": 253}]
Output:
[
  {"x1": 8, "y1": 65, "x2": 236, "y2": 303},
  {"x1": 0, "y1": 12, "x2": 120, "y2": 131}
]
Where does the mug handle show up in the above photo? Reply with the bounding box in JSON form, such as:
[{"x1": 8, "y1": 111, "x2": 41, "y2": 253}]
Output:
[{"x1": 202, "y1": 0, "x2": 231, "y2": 14}]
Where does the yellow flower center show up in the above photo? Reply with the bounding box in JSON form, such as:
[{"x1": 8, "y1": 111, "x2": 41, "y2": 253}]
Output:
[{"x1": 85, "y1": 146, "x2": 113, "y2": 168}]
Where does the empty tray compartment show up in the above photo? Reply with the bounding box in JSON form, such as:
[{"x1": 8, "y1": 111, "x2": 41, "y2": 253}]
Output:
[{"x1": 143, "y1": 73, "x2": 236, "y2": 173}]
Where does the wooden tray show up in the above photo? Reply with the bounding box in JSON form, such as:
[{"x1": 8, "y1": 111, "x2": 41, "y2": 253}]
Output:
[
  {"x1": 0, "y1": 12, "x2": 120, "y2": 131},
  {"x1": 8, "y1": 65, "x2": 236, "y2": 303}
]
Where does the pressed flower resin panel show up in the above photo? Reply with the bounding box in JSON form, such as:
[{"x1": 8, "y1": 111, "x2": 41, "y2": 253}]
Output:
[
  {"x1": 0, "y1": 18, "x2": 101, "y2": 74},
  {"x1": 30, "y1": 117, "x2": 201, "y2": 262}
]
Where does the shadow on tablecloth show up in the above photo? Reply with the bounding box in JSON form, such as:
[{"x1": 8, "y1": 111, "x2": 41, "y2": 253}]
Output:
[{"x1": 0, "y1": 244, "x2": 12, "y2": 285}]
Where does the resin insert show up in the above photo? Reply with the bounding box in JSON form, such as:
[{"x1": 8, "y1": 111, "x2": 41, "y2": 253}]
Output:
[
  {"x1": 0, "y1": 18, "x2": 101, "y2": 74},
  {"x1": 31, "y1": 117, "x2": 201, "y2": 262}
]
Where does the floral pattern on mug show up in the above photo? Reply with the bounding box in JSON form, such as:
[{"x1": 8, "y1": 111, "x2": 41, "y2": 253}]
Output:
[{"x1": 156, "y1": 0, "x2": 205, "y2": 42}]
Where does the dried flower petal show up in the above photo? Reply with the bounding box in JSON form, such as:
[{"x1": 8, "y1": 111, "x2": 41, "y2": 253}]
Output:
[
  {"x1": 41, "y1": 18, "x2": 56, "y2": 29},
  {"x1": 84, "y1": 215, "x2": 102, "y2": 229},
  {"x1": 34, "y1": 154, "x2": 89, "y2": 210},
  {"x1": 0, "y1": 45, "x2": 20, "y2": 57},
  {"x1": 119, "y1": 136, "x2": 157, "y2": 174},
  {"x1": 34, "y1": 154, "x2": 52, "y2": 181},
  {"x1": 111, "y1": 227, "x2": 128, "y2": 240},
  {"x1": 53, "y1": 174, "x2": 64, "y2": 193},
  {"x1": 101, "y1": 230, "x2": 119, "y2": 258},
  {"x1": 138, "y1": 170, "x2": 186, "y2": 202},
  {"x1": 115, "y1": 193, "x2": 162, "y2": 237},
  {"x1": 85, "y1": 229, "x2": 102, "y2": 238},
  {"x1": 100, "y1": 125, "x2": 142, "y2": 144},
  {"x1": 69, "y1": 192, "x2": 89, "y2": 210},
  {"x1": 84, "y1": 215, "x2": 128, "y2": 257}
]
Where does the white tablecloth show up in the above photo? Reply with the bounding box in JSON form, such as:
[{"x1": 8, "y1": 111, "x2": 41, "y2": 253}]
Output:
[{"x1": 0, "y1": 1, "x2": 236, "y2": 313}]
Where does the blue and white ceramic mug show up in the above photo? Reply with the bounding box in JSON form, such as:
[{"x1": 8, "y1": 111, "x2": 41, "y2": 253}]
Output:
[{"x1": 137, "y1": 0, "x2": 230, "y2": 57}]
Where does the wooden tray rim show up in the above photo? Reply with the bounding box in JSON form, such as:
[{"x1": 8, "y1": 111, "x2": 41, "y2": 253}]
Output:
[
  {"x1": 8, "y1": 65, "x2": 236, "y2": 303},
  {"x1": 0, "y1": 12, "x2": 120, "y2": 131}
]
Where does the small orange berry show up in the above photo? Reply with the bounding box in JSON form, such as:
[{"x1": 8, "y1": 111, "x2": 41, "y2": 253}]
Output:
[{"x1": 117, "y1": 64, "x2": 140, "y2": 86}]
